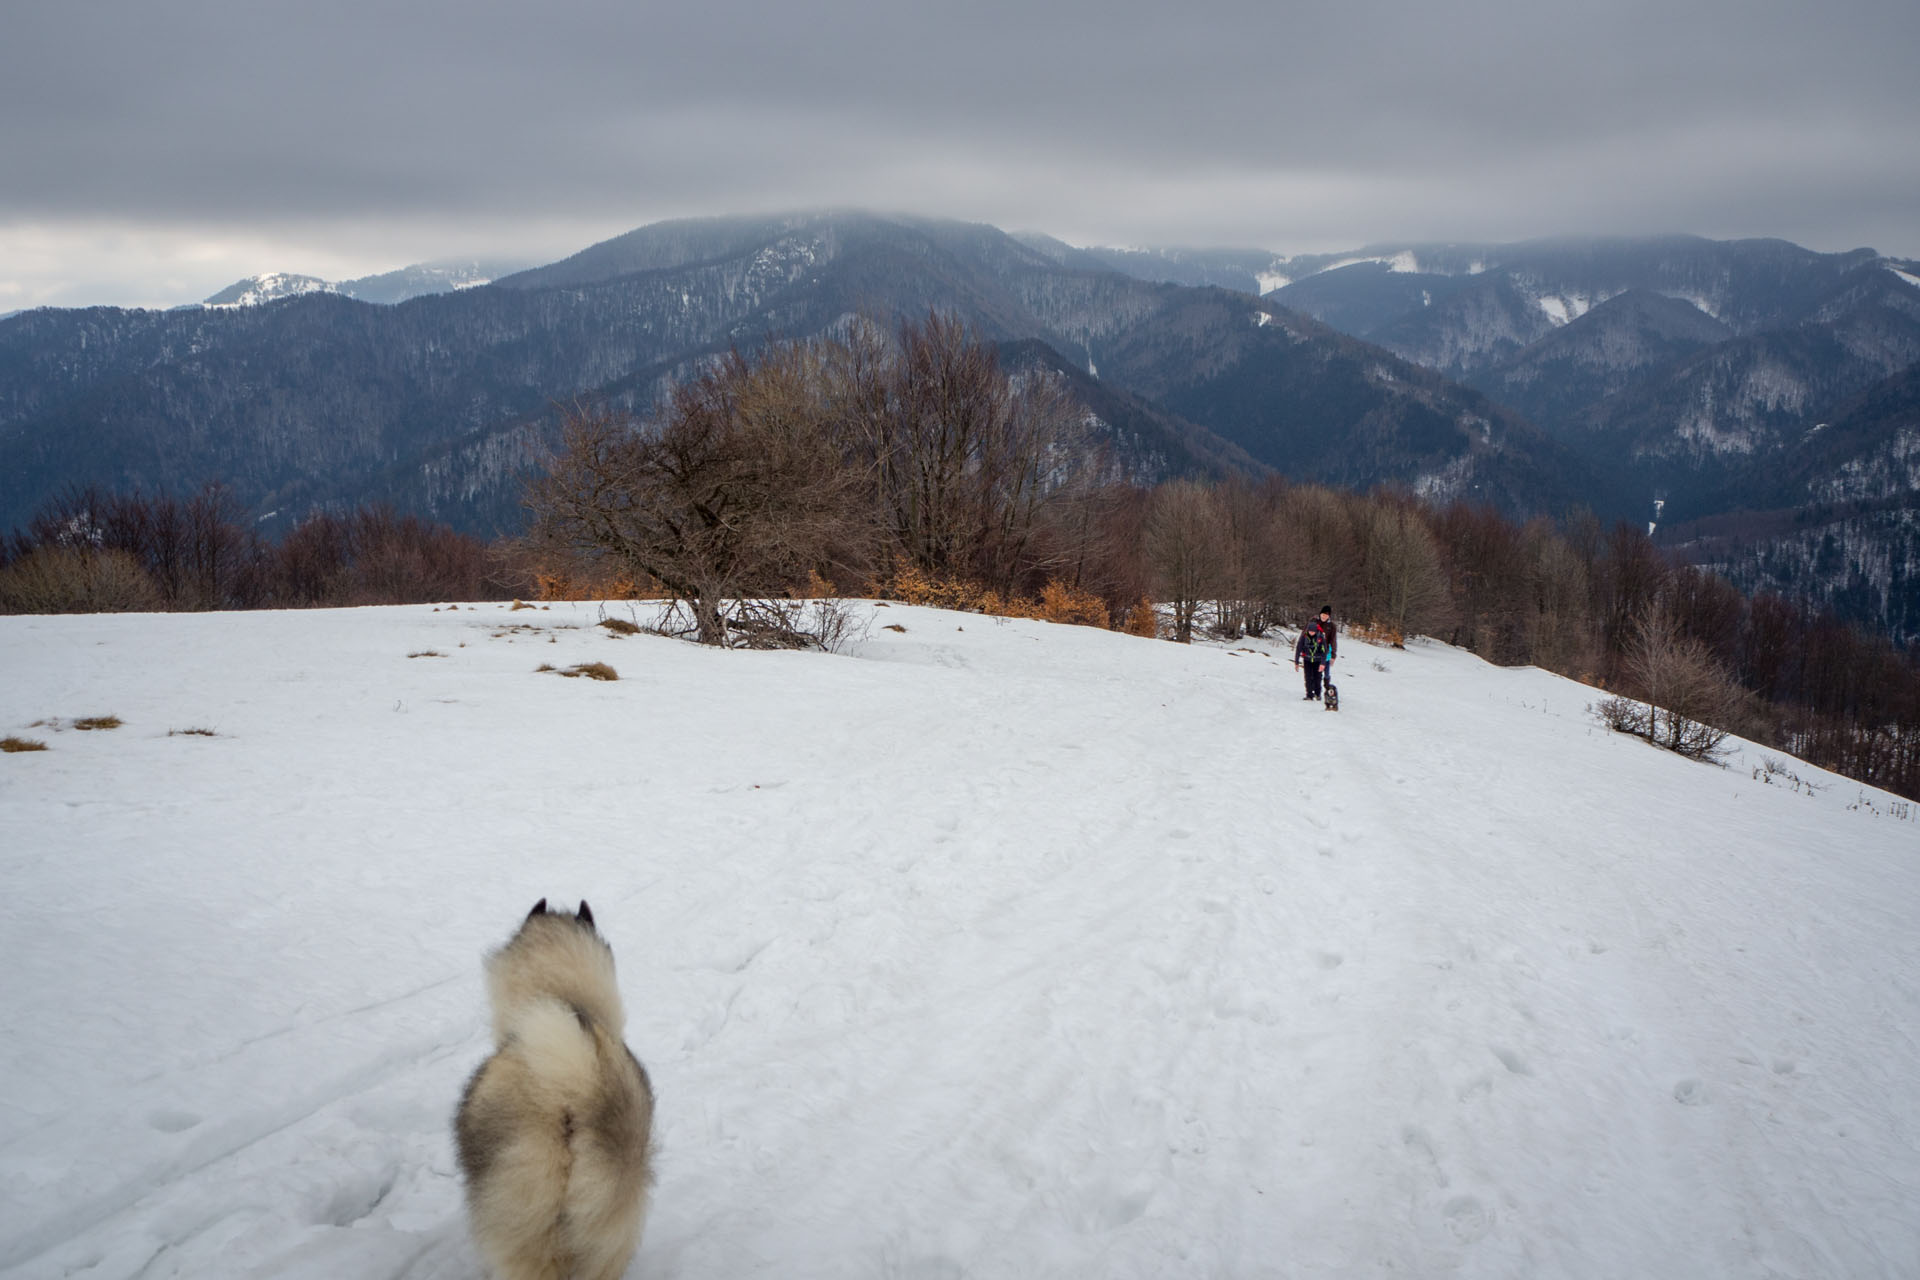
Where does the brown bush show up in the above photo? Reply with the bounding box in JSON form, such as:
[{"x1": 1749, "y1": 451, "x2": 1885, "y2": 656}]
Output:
[
  {"x1": 1346, "y1": 619, "x2": 1405, "y2": 648},
  {"x1": 2, "y1": 736, "x2": 49, "y2": 753},
  {"x1": 1038, "y1": 579, "x2": 1109, "y2": 628},
  {"x1": 0, "y1": 547, "x2": 159, "y2": 614},
  {"x1": 1121, "y1": 597, "x2": 1159, "y2": 638}
]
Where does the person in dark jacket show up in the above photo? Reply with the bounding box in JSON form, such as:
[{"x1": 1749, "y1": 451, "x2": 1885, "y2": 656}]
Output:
[{"x1": 1293, "y1": 606, "x2": 1337, "y2": 700}]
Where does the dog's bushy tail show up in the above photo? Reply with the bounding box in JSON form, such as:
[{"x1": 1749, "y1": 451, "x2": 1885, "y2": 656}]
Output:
[{"x1": 502, "y1": 997, "x2": 601, "y2": 1098}]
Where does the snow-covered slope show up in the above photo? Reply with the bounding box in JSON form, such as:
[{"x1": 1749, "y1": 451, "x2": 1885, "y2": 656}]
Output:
[
  {"x1": 1, "y1": 604, "x2": 1915, "y2": 1279},
  {"x1": 199, "y1": 261, "x2": 524, "y2": 309},
  {"x1": 200, "y1": 271, "x2": 336, "y2": 308}
]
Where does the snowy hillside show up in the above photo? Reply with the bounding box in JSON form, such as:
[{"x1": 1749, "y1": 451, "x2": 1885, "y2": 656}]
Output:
[
  {"x1": 1, "y1": 603, "x2": 1916, "y2": 1279},
  {"x1": 201, "y1": 272, "x2": 336, "y2": 308}
]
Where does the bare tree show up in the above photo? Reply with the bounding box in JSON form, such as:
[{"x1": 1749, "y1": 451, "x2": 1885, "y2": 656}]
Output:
[
  {"x1": 1606, "y1": 608, "x2": 1742, "y2": 761},
  {"x1": 1361, "y1": 499, "x2": 1450, "y2": 642},
  {"x1": 526, "y1": 344, "x2": 860, "y2": 646},
  {"x1": 1144, "y1": 480, "x2": 1224, "y2": 643},
  {"x1": 1267, "y1": 484, "x2": 1363, "y2": 625},
  {"x1": 861, "y1": 313, "x2": 1089, "y2": 592}
]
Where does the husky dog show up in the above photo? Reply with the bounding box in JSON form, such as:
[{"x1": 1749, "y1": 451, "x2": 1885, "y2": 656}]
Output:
[{"x1": 455, "y1": 899, "x2": 655, "y2": 1280}]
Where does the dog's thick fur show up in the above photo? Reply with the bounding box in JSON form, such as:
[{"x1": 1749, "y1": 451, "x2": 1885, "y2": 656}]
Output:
[{"x1": 456, "y1": 900, "x2": 655, "y2": 1280}]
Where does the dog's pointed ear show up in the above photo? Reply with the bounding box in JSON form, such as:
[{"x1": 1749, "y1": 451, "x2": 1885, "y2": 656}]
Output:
[
  {"x1": 577, "y1": 900, "x2": 595, "y2": 929},
  {"x1": 527, "y1": 898, "x2": 548, "y2": 919}
]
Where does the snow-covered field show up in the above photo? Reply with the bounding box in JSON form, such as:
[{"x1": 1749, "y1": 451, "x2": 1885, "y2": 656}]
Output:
[{"x1": 2, "y1": 602, "x2": 1916, "y2": 1279}]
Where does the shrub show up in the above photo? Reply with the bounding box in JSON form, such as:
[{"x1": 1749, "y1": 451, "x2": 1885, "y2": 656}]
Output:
[
  {"x1": 1346, "y1": 619, "x2": 1405, "y2": 648},
  {"x1": 1038, "y1": 579, "x2": 1109, "y2": 628},
  {"x1": 1121, "y1": 597, "x2": 1159, "y2": 638},
  {"x1": 1590, "y1": 612, "x2": 1741, "y2": 762},
  {"x1": 2, "y1": 736, "x2": 49, "y2": 753},
  {"x1": 0, "y1": 547, "x2": 159, "y2": 614},
  {"x1": 1594, "y1": 695, "x2": 1650, "y2": 736},
  {"x1": 1624, "y1": 611, "x2": 1739, "y2": 761},
  {"x1": 875, "y1": 564, "x2": 996, "y2": 612},
  {"x1": 802, "y1": 597, "x2": 869, "y2": 653}
]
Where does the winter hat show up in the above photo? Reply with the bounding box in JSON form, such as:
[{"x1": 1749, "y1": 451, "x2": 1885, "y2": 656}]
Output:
[{"x1": 1319, "y1": 604, "x2": 1332, "y2": 616}]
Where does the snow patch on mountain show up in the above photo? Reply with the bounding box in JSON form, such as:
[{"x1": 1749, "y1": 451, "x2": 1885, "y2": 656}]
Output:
[
  {"x1": 1256, "y1": 270, "x2": 1292, "y2": 294},
  {"x1": 1410, "y1": 453, "x2": 1477, "y2": 500},
  {"x1": 1814, "y1": 427, "x2": 1920, "y2": 503},
  {"x1": 203, "y1": 273, "x2": 337, "y2": 308},
  {"x1": 1659, "y1": 290, "x2": 1725, "y2": 321},
  {"x1": 1888, "y1": 265, "x2": 1920, "y2": 292}
]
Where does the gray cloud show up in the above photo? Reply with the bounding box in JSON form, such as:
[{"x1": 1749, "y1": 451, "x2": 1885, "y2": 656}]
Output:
[{"x1": 4, "y1": 0, "x2": 1917, "y2": 308}]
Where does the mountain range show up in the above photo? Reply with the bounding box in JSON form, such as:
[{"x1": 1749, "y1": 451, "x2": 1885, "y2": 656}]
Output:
[
  {"x1": 1094, "y1": 234, "x2": 1920, "y2": 640},
  {"x1": 3, "y1": 213, "x2": 1916, "y2": 639},
  {"x1": 197, "y1": 258, "x2": 532, "y2": 308}
]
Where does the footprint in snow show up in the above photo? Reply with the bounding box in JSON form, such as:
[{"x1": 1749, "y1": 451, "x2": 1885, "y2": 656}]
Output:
[
  {"x1": 1456, "y1": 1074, "x2": 1494, "y2": 1102},
  {"x1": 1673, "y1": 1078, "x2": 1709, "y2": 1105},
  {"x1": 1490, "y1": 1046, "x2": 1532, "y2": 1076},
  {"x1": 148, "y1": 1108, "x2": 202, "y2": 1133},
  {"x1": 1443, "y1": 1195, "x2": 1492, "y2": 1243}
]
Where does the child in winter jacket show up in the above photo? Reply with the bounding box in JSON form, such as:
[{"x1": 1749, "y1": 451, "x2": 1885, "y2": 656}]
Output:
[{"x1": 1293, "y1": 606, "x2": 1337, "y2": 700}]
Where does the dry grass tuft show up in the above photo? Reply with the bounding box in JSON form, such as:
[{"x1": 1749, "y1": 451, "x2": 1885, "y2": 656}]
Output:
[
  {"x1": 510, "y1": 599, "x2": 535, "y2": 611},
  {"x1": 598, "y1": 617, "x2": 642, "y2": 636},
  {"x1": 407, "y1": 650, "x2": 446, "y2": 659},
  {"x1": 169, "y1": 727, "x2": 217, "y2": 737},
  {"x1": 883, "y1": 623, "x2": 907, "y2": 633},
  {"x1": 559, "y1": 661, "x2": 618, "y2": 681},
  {"x1": 73, "y1": 715, "x2": 123, "y2": 731},
  {"x1": 2, "y1": 736, "x2": 49, "y2": 753},
  {"x1": 535, "y1": 663, "x2": 557, "y2": 673}
]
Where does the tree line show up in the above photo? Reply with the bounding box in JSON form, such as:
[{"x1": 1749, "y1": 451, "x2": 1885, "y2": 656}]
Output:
[{"x1": 0, "y1": 484, "x2": 515, "y2": 612}]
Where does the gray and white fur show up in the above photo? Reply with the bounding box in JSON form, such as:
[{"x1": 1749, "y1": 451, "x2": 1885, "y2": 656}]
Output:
[{"x1": 455, "y1": 899, "x2": 655, "y2": 1280}]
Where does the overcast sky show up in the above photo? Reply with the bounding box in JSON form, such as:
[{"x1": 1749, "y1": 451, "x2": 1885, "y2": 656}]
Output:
[{"x1": 4, "y1": 0, "x2": 1916, "y2": 310}]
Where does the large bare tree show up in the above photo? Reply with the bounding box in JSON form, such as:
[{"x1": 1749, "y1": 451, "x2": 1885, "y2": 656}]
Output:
[
  {"x1": 526, "y1": 344, "x2": 860, "y2": 645},
  {"x1": 860, "y1": 313, "x2": 1090, "y2": 593}
]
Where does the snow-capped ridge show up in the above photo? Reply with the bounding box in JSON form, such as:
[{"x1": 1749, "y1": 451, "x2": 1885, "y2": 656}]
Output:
[{"x1": 202, "y1": 272, "x2": 337, "y2": 308}]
